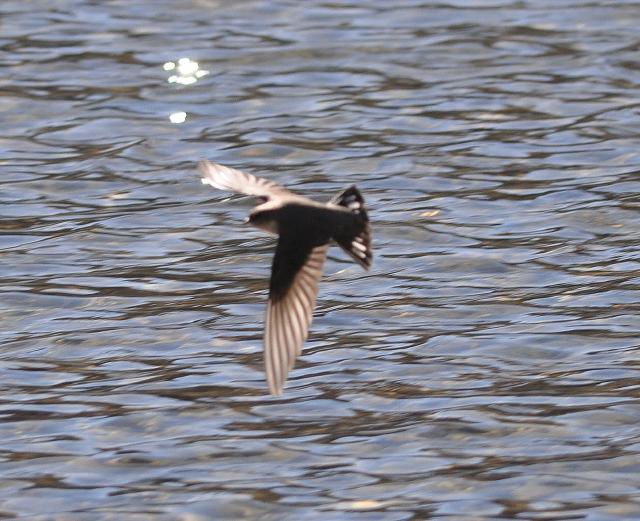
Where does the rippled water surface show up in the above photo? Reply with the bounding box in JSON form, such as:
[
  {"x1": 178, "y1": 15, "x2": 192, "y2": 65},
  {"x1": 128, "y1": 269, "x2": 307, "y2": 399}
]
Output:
[{"x1": 2, "y1": 1, "x2": 640, "y2": 519}]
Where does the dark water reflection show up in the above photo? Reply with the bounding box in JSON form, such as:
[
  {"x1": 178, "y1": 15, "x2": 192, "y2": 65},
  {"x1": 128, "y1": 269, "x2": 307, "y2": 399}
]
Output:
[{"x1": 2, "y1": 0, "x2": 640, "y2": 519}]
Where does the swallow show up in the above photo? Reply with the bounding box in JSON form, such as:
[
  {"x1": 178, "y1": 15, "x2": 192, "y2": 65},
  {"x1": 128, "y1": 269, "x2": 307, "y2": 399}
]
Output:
[{"x1": 198, "y1": 160, "x2": 372, "y2": 395}]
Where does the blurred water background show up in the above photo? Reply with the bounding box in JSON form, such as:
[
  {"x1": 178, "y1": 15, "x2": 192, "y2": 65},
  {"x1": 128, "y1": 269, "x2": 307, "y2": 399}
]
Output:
[{"x1": 1, "y1": 1, "x2": 640, "y2": 519}]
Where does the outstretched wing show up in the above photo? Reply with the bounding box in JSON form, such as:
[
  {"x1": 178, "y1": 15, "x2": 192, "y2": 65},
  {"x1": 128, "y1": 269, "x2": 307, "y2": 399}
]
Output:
[
  {"x1": 265, "y1": 240, "x2": 329, "y2": 395},
  {"x1": 198, "y1": 160, "x2": 291, "y2": 199}
]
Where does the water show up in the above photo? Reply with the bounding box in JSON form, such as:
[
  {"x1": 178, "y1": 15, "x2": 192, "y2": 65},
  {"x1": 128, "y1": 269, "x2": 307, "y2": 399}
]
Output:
[{"x1": 2, "y1": 1, "x2": 640, "y2": 519}]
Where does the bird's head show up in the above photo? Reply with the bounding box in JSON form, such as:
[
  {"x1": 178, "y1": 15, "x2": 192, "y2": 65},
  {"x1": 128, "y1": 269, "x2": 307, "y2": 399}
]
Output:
[{"x1": 247, "y1": 209, "x2": 279, "y2": 235}]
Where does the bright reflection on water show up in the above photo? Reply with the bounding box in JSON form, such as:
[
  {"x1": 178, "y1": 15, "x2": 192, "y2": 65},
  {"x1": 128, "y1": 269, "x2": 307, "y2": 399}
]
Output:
[
  {"x1": 164, "y1": 57, "x2": 209, "y2": 85},
  {"x1": 1, "y1": 0, "x2": 640, "y2": 519},
  {"x1": 169, "y1": 111, "x2": 187, "y2": 124}
]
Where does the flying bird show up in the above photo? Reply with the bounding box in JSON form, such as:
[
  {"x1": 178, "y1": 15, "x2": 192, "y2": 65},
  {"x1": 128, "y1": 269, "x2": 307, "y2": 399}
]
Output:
[{"x1": 198, "y1": 160, "x2": 372, "y2": 395}]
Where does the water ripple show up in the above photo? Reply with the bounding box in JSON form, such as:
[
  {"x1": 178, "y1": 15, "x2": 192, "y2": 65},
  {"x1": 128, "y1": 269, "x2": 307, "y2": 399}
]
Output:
[{"x1": 1, "y1": 0, "x2": 640, "y2": 519}]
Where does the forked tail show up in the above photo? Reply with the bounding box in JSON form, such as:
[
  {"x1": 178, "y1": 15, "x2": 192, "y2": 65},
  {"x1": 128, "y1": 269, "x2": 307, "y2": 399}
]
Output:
[{"x1": 331, "y1": 186, "x2": 372, "y2": 270}]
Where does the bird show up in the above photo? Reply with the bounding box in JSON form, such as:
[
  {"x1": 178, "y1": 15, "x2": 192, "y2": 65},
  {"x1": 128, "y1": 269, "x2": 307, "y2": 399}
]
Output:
[{"x1": 198, "y1": 160, "x2": 372, "y2": 395}]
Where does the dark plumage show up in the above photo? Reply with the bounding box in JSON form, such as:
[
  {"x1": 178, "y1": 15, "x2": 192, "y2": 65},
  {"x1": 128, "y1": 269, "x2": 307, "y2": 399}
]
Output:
[{"x1": 199, "y1": 160, "x2": 372, "y2": 395}]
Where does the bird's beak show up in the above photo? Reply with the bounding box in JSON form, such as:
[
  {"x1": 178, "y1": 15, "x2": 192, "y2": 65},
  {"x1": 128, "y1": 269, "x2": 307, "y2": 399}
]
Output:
[{"x1": 242, "y1": 217, "x2": 250, "y2": 224}]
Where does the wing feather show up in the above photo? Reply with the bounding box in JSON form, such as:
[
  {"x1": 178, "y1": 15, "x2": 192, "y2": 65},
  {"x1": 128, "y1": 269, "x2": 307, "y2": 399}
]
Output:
[
  {"x1": 265, "y1": 244, "x2": 328, "y2": 395},
  {"x1": 198, "y1": 160, "x2": 291, "y2": 199}
]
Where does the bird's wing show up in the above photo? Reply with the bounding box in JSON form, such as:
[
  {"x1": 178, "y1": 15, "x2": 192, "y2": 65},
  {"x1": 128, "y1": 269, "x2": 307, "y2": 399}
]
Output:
[
  {"x1": 198, "y1": 160, "x2": 291, "y2": 199},
  {"x1": 265, "y1": 239, "x2": 329, "y2": 395}
]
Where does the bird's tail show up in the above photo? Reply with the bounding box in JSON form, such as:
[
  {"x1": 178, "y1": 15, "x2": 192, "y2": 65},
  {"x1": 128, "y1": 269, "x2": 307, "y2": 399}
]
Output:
[{"x1": 330, "y1": 186, "x2": 372, "y2": 270}]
